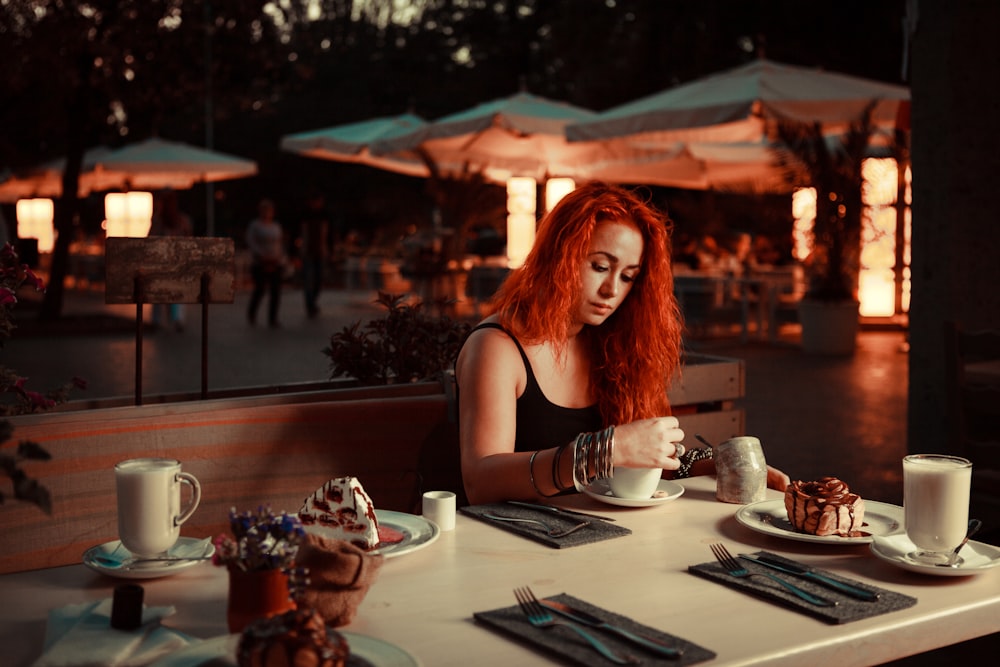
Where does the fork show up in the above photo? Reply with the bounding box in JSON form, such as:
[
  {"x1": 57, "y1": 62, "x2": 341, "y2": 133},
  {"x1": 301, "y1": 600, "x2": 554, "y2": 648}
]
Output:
[
  {"x1": 709, "y1": 543, "x2": 837, "y2": 607},
  {"x1": 483, "y1": 513, "x2": 590, "y2": 538},
  {"x1": 514, "y1": 587, "x2": 639, "y2": 665}
]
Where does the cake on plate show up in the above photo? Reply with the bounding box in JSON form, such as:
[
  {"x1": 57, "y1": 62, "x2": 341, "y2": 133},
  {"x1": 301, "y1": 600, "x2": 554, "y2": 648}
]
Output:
[
  {"x1": 297, "y1": 476, "x2": 403, "y2": 550},
  {"x1": 784, "y1": 476, "x2": 866, "y2": 537}
]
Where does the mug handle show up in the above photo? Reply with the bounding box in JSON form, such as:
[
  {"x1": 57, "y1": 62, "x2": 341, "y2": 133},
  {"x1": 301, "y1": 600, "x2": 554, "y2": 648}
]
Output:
[{"x1": 174, "y1": 472, "x2": 202, "y2": 526}]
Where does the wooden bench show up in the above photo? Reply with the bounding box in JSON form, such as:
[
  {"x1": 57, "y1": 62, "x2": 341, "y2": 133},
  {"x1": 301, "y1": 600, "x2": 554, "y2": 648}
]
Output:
[{"x1": 1, "y1": 383, "x2": 461, "y2": 574}]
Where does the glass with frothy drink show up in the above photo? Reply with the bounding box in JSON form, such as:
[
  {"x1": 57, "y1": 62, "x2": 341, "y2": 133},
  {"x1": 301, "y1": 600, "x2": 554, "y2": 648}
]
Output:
[
  {"x1": 115, "y1": 458, "x2": 201, "y2": 558},
  {"x1": 902, "y1": 454, "x2": 972, "y2": 565}
]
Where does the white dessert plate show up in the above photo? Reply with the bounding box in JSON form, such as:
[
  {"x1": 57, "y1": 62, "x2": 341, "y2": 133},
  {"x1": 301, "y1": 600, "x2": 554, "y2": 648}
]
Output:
[
  {"x1": 735, "y1": 499, "x2": 904, "y2": 544},
  {"x1": 583, "y1": 479, "x2": 685, "y2": 507},
  {"x1": 148, "y1": 630, "x2": 420, "y2": 667},
  {"x1": 83, "y1": 537, "x2": 215, "y2": 579},
  {"x1": 306, "y1": 509, "x2": 440, "y2": 559},
  {"x1": 870, "y1": 533, "x2": 1000, "y2": 576}
]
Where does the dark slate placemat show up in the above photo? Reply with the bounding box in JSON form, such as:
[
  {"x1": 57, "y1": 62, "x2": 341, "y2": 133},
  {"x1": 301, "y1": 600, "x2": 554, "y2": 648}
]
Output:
[
  {"x1": 474, "y1": 593, "x2": 715, "y2": 666},
  {"x1": 460, "y1": 503, "x2": 631, "y2": 548},
  {"x1": 688, "y1": 550, "x2": 917, "y2": 624}
]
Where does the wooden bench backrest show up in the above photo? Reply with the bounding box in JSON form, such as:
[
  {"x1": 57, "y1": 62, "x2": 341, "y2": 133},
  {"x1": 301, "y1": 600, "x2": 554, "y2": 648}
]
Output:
[{"x1": 1, "y1": 393, "x2": 461, "y2": 574}]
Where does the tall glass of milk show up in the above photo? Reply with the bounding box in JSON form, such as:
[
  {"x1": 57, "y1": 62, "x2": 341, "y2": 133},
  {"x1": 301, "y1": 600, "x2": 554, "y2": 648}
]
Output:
[{"x1": 902, "y1": 454, "x2": 972, "y2": 565}]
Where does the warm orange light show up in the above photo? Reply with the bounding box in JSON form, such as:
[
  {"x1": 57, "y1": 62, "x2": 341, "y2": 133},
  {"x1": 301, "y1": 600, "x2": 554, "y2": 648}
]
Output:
[
  {"x1": 15, "y1": 198, "x2": 55, "y2": 253},
  {"x1": 104, "y1": 191, "x2": 153, "y2": 238},
  {"x1": 506, "y1": 177, "x2": 536, "y2": 269},
  {"x1": 544, "y1": 177, "x2": 575, "y2": 213}
]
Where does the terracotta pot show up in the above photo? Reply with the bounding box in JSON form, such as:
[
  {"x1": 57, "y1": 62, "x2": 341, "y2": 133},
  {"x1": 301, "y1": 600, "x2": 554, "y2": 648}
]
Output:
[{"x1": 226, "y1": 567, "x2": 296, "y2": 633}]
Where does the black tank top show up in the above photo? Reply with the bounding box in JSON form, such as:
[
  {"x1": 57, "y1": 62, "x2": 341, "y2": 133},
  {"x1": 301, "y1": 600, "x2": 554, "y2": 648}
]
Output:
[{"x1": 470, "y1": 323, "x2": 601, "y2": 452}]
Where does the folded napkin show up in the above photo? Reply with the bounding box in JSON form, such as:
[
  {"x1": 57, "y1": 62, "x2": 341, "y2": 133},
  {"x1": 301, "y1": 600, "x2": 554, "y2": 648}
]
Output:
[
  {"x1": 460, "y1": 504, "x2": 631, "y2": 548},
  {"x1": 474, "y1": 593, "x2": 715, "y2": 666},
  {"x1": 688, "y1": 550, "x2": 917, "y2": 624},
  {"x1": 33, "y1": 598, "x2": 191, "y2": 667},
  {"x1": 294, "y1": 533, "x2": 384, "y2": 627}
]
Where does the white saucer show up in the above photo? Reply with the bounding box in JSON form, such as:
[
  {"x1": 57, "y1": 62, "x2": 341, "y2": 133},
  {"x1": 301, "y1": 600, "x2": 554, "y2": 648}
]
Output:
[
  {"x1": 306, "y1": 510, "x2": 440, "y2": 559},
  {"x1": 83, "y1": 537, "x2": 214, "y2": 579},
  {"x1": 149, "y1": 631, "x2": 420, "y2": 666},
  {"x1": 735, "y1": 499, "x2": 903, "y2": 544},
  {"x1": 870, "y1": 533, "x2": 1000, "y2": 576},
  {"x1": 583, "y1": 479, "x2": 685, "y2": 507}
]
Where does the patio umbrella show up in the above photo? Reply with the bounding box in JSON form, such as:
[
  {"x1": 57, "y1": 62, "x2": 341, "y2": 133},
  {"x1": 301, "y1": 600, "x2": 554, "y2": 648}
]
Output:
[
  {"x1": 371, "y1": 92, "x2": 663, "y2": 183},
  {"x1": 279, "y1": 113, "x2": 432, "y2": 178},
  {"x1": 566, "y1": 58, "x2": 911, "y2": 147},
  {"x1": 0, "y1": 147, "x2": 120, "y2": 202},
  {"x1": 92, "y1": 137, "x2": 258, "y2": 189}
]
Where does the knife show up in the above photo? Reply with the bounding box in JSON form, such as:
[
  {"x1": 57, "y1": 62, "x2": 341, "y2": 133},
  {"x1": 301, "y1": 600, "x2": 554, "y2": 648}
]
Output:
[
  {"x1": 505, "y1": 500, "x2": 616, "y2": 522},
  {"x1": 539, "y1": 598, "x2": 683, "y2": 658},
  {"x1": 740, "y1": 554, "x2": 880, "y2": 602}
]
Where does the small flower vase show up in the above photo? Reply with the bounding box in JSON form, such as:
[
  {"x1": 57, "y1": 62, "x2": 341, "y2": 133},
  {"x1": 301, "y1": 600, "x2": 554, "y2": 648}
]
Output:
[{"x1": 226, "y1": 566, "x2": 296, "y2": 633}]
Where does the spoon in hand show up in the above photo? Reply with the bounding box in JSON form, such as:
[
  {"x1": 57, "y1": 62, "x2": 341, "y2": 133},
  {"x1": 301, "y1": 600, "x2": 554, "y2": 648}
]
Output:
[{"x1": 938, "y1": 518, "x2": 982, "y2": 568}]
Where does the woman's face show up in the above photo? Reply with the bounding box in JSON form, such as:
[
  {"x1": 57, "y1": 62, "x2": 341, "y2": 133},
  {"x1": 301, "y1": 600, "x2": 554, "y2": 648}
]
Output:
[{"x1": 574, "y1": 219, "x2": 643, "y2": 328}]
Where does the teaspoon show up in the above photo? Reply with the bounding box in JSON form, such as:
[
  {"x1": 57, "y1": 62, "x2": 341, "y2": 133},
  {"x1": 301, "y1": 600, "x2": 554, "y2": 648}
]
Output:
[{"x1": 937, "y1": 518, "x2": 982, "y2": 568}]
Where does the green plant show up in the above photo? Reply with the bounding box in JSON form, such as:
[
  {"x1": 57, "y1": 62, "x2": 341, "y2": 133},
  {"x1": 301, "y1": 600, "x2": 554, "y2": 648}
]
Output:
[
  {"x1": 0, "y1": 420, "x2": 52, "y2": 513},
  {"x1": 324, "y1": 292, "x2": 471, "y2": 385},
  {"x1": 1, "y1": 242, "x2": 83, "y2": 513},
  {"x1": 773, "y1": 103, "x2": 881, "y2": 301}
]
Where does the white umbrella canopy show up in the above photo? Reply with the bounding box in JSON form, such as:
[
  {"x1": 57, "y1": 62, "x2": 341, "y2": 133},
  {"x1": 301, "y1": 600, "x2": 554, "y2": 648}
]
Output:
[
  {"x1": 92, "y1": 137, "x2": 258, "y2": 189},
  {"x1": 0, "y1": 147, "x2": 121, "y2": 202},
  {"x1": 372, "y1": 91, "x2": 663, "y2": 183},
  {"x1": 279, "y1": 113, "x2": 432, "y2": 178},
  {"x1": 566, "y1": 58, "x2": 910, "y2": 146}
]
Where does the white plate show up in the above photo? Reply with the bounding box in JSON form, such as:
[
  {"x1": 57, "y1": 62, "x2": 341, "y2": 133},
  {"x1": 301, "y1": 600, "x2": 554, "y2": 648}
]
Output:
[
  {"x1": 83, "y1": 537, "x2": 215, "y2": 579},
  {"x1": 149, "y1": 631, "x2": 420, "y2": 667},
  {"x1": 583, "y1": 479, "x2": 685, "y2": 507},
  {"x1": 306, "y1": 510, "x2": 440, "y2": 559},
  {"x1": 870, "y1": 533, "x2": 1000, "y2": 576},
  {"x1": 735, "y1": 499, "x2": 904, "y2": 544}
]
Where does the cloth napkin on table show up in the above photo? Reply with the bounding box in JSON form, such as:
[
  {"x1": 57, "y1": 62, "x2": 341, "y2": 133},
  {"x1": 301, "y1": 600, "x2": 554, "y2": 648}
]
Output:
[
  {"x1": 33, "y1": 598, "x2": 191, "y2": 667},
  {"x1": 294, "y1": 532, "x2": 384, "y2": 627},
  {"x1": 688, "y1": 550, "x2": 918, "y2": 624},
  {"x1": 474, "y1": 592, "x2": 716, "y2": 666},
  {"x1": 460, "y1": 503, "x2": 632, "y2": 548}
]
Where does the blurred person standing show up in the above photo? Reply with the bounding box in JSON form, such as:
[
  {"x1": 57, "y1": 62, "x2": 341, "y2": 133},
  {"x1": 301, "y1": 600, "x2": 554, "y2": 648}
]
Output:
[
  {"x1": 246, "y1": 198, "x2": 286, "y2": 328},
  {"x1": 297, "y1": 191, "x2": 329, "y2": 319},
  {"x1": 149, "y1": 191, "x2": 193, "y2": 331}
]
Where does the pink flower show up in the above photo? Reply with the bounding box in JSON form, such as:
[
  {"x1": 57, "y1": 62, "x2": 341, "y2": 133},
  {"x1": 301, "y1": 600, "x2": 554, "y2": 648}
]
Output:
[{"x1": 0, "y1": 288, "x2": 15, "y2": 306}]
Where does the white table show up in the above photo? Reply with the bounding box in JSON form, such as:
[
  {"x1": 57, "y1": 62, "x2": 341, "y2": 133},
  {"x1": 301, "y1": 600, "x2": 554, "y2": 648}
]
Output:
[{"x1": 2, "y1": 476, "x2": 998, "y2": 666}]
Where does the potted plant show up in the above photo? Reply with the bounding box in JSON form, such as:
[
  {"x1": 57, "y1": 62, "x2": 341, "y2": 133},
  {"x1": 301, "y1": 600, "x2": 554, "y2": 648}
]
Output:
[
  {"x1": 323, "y1": 291, "x2": 471, "y2": 386},
  {"x1": 773, "y1": 103, "x2": 881, "y2": 354}
]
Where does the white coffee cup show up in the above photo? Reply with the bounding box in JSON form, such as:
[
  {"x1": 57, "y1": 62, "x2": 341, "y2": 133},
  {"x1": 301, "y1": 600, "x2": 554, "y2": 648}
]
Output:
[
  {"x1": 608, "y1": 467, "x2": 662, "y2": 500},
  {"x1": 903, "y1": 454, "x2": 972, "y2": 565},
  {"x1": 422, "y1": 490, "x2": 456, "y2": 531},
  {"x1": 115, "y1": 458, "x2": 201, "y2": 557}
]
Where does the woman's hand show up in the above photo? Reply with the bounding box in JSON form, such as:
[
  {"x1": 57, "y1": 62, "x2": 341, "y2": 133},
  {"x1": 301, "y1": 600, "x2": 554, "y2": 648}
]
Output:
[
  {"x1": 766, "y1": 465, "x2": 790, "y2": 491},
  {"x1": 612, "y1": 417, "x2": 686, "y2": 471}
]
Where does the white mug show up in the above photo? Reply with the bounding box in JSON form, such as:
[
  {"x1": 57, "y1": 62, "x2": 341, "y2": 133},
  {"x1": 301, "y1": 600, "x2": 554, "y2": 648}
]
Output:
[
  {"x1": 903, "y1": 454, "x2": 972, "y2": 565},
  {"x1": 422, "y1": 490, "x2": 456, "y2": 531},
  {"x1": 608, "y1": 467, "x2": 662, "y2": 500},
  {"x1": 115, "y1": 458, "x2": 201, "y2": 557}
]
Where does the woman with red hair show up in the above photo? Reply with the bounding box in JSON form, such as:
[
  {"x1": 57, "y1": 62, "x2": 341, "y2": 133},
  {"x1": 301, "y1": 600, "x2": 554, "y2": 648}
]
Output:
[{"x1": 456, "y1": 182, "x2": 786, "y2": 504}]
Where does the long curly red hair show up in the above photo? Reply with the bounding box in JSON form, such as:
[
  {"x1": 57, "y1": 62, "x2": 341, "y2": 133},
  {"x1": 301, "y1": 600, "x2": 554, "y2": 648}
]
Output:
[{"x1": 487, "y1": 181, "x2": 683, "y2": 425}]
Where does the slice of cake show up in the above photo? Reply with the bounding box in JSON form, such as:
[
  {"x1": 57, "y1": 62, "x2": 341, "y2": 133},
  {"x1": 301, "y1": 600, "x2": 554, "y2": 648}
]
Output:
[
  {"x1": 298, "y1": 477, "x2": 381, "y2": 550},
  {"x1": 784, "y1": 477, "x2": 866, "y2": 537},
  {"x1": 237, "y1": 608, "x2": 348, "y2": 667}
]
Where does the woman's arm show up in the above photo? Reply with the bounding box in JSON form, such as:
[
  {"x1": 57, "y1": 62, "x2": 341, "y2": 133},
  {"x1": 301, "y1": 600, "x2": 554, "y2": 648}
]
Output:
[{"x1": 456, "y1": 327, "x2": 688, "y2": 504}]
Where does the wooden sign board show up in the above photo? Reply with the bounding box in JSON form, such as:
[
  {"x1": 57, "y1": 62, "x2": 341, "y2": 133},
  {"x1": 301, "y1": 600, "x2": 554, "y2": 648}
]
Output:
[{"x1": 105, "y1": 237, "x2": 236, "y2": 305}]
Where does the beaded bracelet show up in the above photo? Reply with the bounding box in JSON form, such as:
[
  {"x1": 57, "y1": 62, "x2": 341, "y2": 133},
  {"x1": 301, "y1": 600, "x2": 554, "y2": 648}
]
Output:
[{"x1": 675, "y1": 447, "x2": 714, "y2": 478}]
